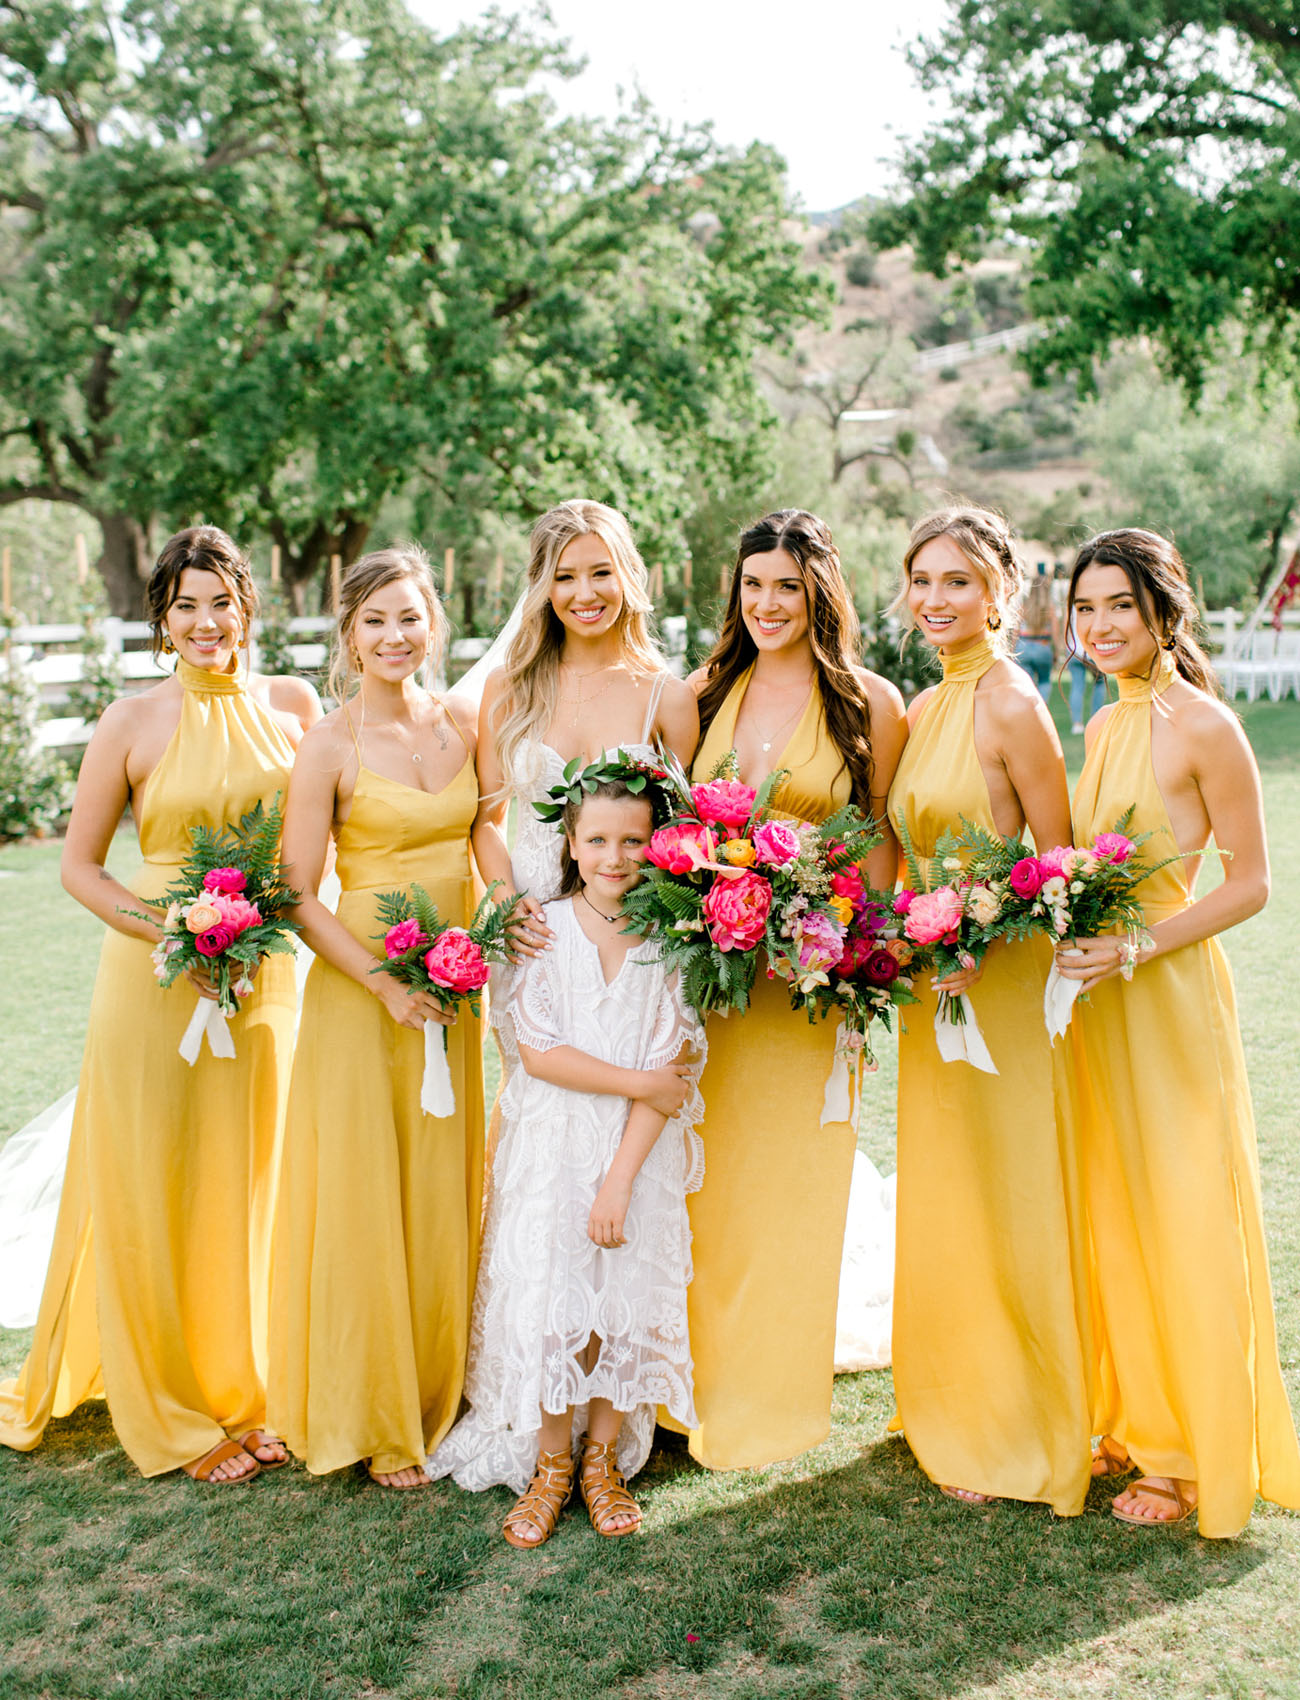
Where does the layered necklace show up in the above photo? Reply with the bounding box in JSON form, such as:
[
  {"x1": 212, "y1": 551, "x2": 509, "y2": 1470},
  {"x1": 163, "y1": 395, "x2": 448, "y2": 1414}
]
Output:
[{"x1": 558, "y1": 661, "x2": 626, "y2": 728}]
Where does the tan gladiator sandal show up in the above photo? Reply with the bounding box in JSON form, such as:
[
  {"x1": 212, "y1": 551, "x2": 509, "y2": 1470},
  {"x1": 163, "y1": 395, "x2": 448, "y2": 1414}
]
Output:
[
  {"x1": 578, "y1": 1435, "x2": 642, "y2": 1538},
  {"x1": 502, "y1": 1447, "x2": 575, "y2": 1549}
]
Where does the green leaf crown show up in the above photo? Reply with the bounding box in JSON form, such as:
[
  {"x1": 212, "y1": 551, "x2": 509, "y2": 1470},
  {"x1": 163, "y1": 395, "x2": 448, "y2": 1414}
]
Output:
[{"x1": 532, "y1": 747, "x2": 677, "y2": 831}]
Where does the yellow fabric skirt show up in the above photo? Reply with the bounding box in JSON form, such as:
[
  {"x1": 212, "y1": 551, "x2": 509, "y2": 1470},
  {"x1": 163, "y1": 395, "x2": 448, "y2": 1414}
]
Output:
[{"x1": 675, "y1": 971, "x2": 857, "y2": 1469}]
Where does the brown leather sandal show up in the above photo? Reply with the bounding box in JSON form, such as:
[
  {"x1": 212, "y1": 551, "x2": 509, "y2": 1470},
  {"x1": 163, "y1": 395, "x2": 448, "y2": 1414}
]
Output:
[
  {"x1": 503, "y1": 1447, "x2": 574, "y2": 1549},
  {"x1": 1090, "y1": 1436, "x2": 1134, "y2": 1479},
  {"x1": 1111, "y1": 1476, "x2": 1198, "y2": 1527},
  {"x1": 578, "y1": 1436, "x2": 642, "y2": 1538},
  {"x1": 182, "y1": 1438, "x2": 261, "y2": 1485},
  {"x1": 238, "y1": 1430, "x2": 290, "y2": 1471}
]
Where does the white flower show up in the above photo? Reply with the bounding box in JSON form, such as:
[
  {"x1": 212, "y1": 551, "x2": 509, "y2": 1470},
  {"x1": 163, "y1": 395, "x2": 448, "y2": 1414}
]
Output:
[
  {"x1": 164, "y1": 902, "x2": 182, "y2": 930},
  {"x1": 942, "y1": 855, "x2": 962, "y2": 872},
  {"x1": 1040, "y1": 875, "x2": 1068, "y2": 902},
  {"x1": 1069, "y1": 879, "x2": 1085, "y2": 895}
]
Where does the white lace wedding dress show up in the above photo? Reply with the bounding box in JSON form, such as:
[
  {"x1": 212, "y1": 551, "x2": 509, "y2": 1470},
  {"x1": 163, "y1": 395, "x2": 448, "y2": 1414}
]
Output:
[{"x1": 427, "y1": 897, "x2": 706, "y2": 1491}]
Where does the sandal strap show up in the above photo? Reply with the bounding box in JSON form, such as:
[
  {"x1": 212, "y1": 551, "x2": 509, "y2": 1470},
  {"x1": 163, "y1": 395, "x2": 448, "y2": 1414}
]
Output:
[
  {"x1": 579, "y1": 1439, "x2": 642, "y2": 1533},
  {"x1": 503, "y1": 1450, "x2": 574, "y2": 1539}
]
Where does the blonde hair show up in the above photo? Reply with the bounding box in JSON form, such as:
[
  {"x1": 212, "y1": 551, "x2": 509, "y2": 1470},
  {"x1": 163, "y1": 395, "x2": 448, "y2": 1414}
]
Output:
[
  {"x1": 328, "y1": 544, "x2": 449, "y2": 704},
  {"x1": 897, "y1": 505, "x2": 1024, "y2": 651},
  {"x1": 491, "y1": 500, "x2": 664, "y2": 786}
]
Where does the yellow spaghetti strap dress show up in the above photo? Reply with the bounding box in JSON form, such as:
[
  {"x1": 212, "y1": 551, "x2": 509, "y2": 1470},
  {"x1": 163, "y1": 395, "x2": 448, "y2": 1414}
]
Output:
[
  {"x1": 268, "y1": 748, "x2": 485, "y2": 1476},
  {"x1": 1070, "y1": 654, "x2": 1300, "y2": 1536},
  {"x1": 679, "y1": 669, "x2": 858, "y2": 1469},
  {"x1": 888, "y1": 637, "x2": 1092, "y2": 1513},
  {"x1": 0, "y1": 657, "x2": 297, "y2": 1475}
]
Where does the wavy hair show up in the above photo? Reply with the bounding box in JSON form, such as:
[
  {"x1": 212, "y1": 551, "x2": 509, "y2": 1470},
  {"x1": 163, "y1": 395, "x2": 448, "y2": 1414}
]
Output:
[
  {"x1": 145, "y1": 526, "x2": 258, "y2": 660},
  {"x1": 490, "y1": 500, "x2": 664, "y2": 787},
  {"x1": 696, "y1": 510, "x2": 876, "y2": 809},
  {"x1": 328, "y1": 543, "x2": 449, "y2": 705},
  {"x1": 897, "y1": 504, "x2": 1024, "y2": 650},
  {"x1": 1068, "y1": 528, "x2": 1220, "y2": 696}
]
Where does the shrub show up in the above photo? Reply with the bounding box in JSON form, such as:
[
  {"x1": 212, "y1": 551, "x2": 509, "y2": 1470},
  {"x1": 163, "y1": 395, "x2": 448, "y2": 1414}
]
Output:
[{"x1": 0, "y1": 613, "x2": 70, "y2": 839}]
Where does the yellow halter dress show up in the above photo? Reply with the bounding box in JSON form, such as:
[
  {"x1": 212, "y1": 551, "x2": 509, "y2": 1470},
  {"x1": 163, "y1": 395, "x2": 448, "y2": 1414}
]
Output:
[
  {"x1": 0, "y1": 658, "x2": 298, "y2": 1474},
  {"x1": 679, "y1": 669, "x2": 859, "y2": 1470},
  {"x1": 268, "y1": 737, "x2": 484, "y2": 1477},
  {"x1": 1070, "y1": 654, "x2": 1300, "y2": 1536},
  {"x1": 888, "y1": 637, "x2": 1092, "y2": 1512}
]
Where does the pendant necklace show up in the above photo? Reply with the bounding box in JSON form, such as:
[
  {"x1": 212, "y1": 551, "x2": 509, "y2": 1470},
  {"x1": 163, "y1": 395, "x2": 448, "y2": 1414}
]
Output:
[
  {"x1": 749, "y1": 687, "x2": 810, "y2": 754},
  {"x1": 580, "y1": 889, "x2": 623, "y2": 926},
  {"x1": 559, "y1": 663, "x2": 620, "y2": 728}
]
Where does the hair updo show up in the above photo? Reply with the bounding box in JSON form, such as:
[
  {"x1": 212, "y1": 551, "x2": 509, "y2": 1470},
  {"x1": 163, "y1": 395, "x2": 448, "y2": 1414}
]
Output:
[
  {"x1": 900, "y1": 505, "x2": 1024, "y2": 647},
  {"x1": 1068, "y1": 528, "x2": 1220, "y2": 696},
  {"x1": 328, "y1": 543, "x2": 448, "y2": 703},
  {"x1": 145, "y1": 527, "x2": 258, "y2": 660}
]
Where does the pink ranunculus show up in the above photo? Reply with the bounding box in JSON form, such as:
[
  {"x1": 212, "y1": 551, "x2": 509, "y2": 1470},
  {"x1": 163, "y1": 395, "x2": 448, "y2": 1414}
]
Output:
[
  {"x1": 894, "y1": 888, "x2": 916, "y2": 916},
  {"x1": 702, "y1": 869, "x2": 772, "y2": 952},
  {"x1": 1036, "y1": 846, "x2": 1070, "y2": 877},
  {"x1": 194, "y1": 924, "x2": 236, "y2": 957},
  {"x1": 1009, "y1": 856, "x2": 1046, "y2": 899},
  {"x1": 203, "y1": 866, "x2": 248, "y2": 896},
  {"x1": 211, "y1": 892, "x2": 262, "y2": 935},
  {"x1": 690, "y1": 779, "x2": 757, "y2": 830},
  {"x1": 646, "y1": 820, "x2": 717, "y2": 875},
  {"x1": 796, "y1": 911, "x2": 846, "y2": 973},
  {"x1": 863, "y1": 947, "x2": 901, "y2": 987},
  {"x1": 751, "y1": 819, "x2": 802, "y2": 870},
  {"x1": 424, "y1": 928, "x2": 490, "y2": 993},
  {"x1": 1092, "y1": 832, "x2": 1135, "y2": 864},
  {"x1": 903, "y1": 886, "x2": 965, "y2": 945},
  {"x1": 384, "y1": 917, "x2": 430, "y2": 958}
]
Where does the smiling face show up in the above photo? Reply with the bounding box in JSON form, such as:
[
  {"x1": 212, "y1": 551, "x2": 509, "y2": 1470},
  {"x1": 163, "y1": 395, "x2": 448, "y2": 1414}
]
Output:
[
  {"x1": 566, "y1": 794, "x2": 654, "y2": 910},
  {"x1": 351, "y1": 575, "x2": 432, "y2": 683},
  {"x1": 905, "y1": 534, "x2": 992, "y2": 652},
  {"x1": 549, "y1": 531, "x2": 625, "y2": 641},
  {"x1": 739, "y1": 548, "x2": 810, "y2": 654},
  {"x1": 163, "y1": 567, "x2": 246, "y2": 671},
  {"x1": 1071, "y1": 562, "x2": 1160, "y2": 677}
]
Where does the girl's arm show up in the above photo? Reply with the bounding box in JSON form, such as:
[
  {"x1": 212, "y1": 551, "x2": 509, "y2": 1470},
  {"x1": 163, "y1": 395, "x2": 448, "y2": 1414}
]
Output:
[
  {"x1": 1056, "y1": 704, "x2": 1268, "y2": 991},
  {"x1": 588, "y1": 1101, "x2": 669, "y2": 1248},
  {"x1": 515, "y1": 1042, "x2": 691, "y2": 1118},
  {"x1": 471, "y1": 669, "x2": 553, "y2": 957},
  {"x1": 281, "y1": 726, "x2": 451, "y2": 1029},
  {"x1": 61, "y1": 699, "x2": 164, "y2": 943}
]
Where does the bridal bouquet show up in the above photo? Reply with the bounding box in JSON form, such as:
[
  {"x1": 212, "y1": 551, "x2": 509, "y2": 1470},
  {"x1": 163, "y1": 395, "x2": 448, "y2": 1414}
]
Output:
[
  {"x1": 371, "y1": 881, "x2": 518, "y2": 1117},
  {"x1": 894, "y1": 818, "x2": 1044, "y2": 1073},
  {"x1": 130, "y1": 796, "x2": 301, "y2": 1065}
]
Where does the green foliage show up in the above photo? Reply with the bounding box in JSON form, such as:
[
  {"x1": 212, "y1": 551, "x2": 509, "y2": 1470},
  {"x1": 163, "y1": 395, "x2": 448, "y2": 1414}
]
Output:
[
  {"x1": 64, "y1": 604, "x2": 122, "y2": 727},
  {"x1": 371, "y1": 879, "x2": 516, "y2": 1018},
  {"x1": 0, "y1": 0, "x2": 827, "y2": 612},
  {"x1": 0, "y1": 612, "x2": 70, "y2": 840},
  {"x1": 869, "y1": 2, "x2": 1300, "y2": 399},
  {"x1": 254, "y1": 583, "x2": 298, "y2": 680}
]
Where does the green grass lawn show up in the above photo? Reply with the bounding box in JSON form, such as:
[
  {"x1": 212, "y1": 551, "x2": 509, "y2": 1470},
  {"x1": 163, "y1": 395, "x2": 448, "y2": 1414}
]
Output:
[{"x1": 2, "y1": 701, "x2": 1299, "y2": 1699}]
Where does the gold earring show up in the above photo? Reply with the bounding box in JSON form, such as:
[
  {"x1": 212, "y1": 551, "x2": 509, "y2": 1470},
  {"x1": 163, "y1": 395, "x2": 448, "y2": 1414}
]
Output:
[
  {"x1": 162, "y1": 633, "x2": 175, "y2": 654},
  {"x1": 986, "y1": 610, "x2": 1002, "y2": 632}
]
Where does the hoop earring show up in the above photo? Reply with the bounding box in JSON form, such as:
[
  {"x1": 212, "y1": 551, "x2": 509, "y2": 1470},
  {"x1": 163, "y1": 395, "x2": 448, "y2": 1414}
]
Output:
[{"x1": 986, "y1": 610, "x2": 1002, "y2": 632}]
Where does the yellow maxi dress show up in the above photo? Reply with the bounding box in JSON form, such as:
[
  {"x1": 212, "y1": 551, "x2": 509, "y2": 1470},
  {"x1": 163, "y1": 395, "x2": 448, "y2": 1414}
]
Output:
[
  {"x1": 1070, "y1": 654, "x2": 1300, "y2": 1537},
  {"x1": 889, "y1": 637, "x2": 1092, "y2": 1513},
  {"x1": 0, "y1": 658, "x2": 297, "y2": 1475},
  {"x1": 680, "y1": 670, "x2": 858, "y2": 1469},
  {"x1": 268, "y1": 751, "x2": 485, "y2": 1477}
]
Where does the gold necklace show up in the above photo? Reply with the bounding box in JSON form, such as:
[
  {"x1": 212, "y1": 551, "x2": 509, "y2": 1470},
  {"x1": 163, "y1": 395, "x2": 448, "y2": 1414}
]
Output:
[
  {"x1": 747, "y1": 685, "x2": 811, "y2": 754},
  {"x1": 558, "y1": 663, "x2": 621, "y2": 727},
  {"x1": 387, "y1": 701, "x2": 449, "y2": 766}
]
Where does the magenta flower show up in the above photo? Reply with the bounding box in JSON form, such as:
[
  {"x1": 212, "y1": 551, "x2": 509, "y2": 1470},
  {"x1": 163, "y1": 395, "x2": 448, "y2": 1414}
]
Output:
[
  {"x1": 194, "y1": 924, "x2": 236, "y2": 957},
  {"x1": 751, "y1": 819, "x2": 801, "y2": 869},
  {"x1": 646, "y1": 821, "x2": 717, "y2": 875},
  {"x1": 424, "y1": 928, "x2": 490, "y2": 992},
  {"x1": 1009, "y1": 857, "x2": 1046, "y2": 898},
  {"x1": 1092, "y1": 832, "x2": 1135, "y2": 864},
  {"x1": 203, "y1": 866, "x2": 248, "y2": 896},
  {"x1": 211, "y1": 892, "x2": 262, "y2": 935},
  {"x1": 894, "y1": 888, "x2": 916, "y2": 916},
  {"x1": 690, "y1": 779, "x2": 757, "y2": 830},
  {"x1": 384, "y1": 917, "x2": 430, "y2": 958}
]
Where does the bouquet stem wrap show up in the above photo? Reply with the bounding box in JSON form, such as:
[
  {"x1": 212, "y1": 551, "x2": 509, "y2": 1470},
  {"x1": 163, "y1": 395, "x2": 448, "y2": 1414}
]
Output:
[
  {"x1": 421, "y1": 1022, "x2": 455, "y2": 1119},
  {"x1": 934, "y1": 993, "x2": 997, "y2": 1073},
  {"x1": 820, "y1": 1019, "x2": 861, "y2": 1127},
  {"x1": 179, "y1": 997, "x2": 236, "y2": 1065},
  {"x1": 1043, "y1": 954, "x2": 1085, "y2": 1041}
]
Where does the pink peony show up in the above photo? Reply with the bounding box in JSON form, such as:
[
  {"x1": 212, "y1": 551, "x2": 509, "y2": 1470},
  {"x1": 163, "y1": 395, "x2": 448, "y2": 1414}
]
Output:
[
  {"x1": 903, "y1": 886, "x2": 965, "y2": 945},
  {"x1": 646, "y1": 821, "x2": 717, "y2": 875},
  {"x1": 702, "y1": 869, "x2": 772, "y2": 952},
  {"x1": 894, "y1": 888, "x2": 917, "y2": 916},
  {"x1": 211, "y1": 892, "x2": 262, "y2": 935},
  {"x1": 1009, "y1": 857, "x2": 1046, "y2": 899},
  {"x1": 1036, "y1": 846, "x2": 1070, "y2": 877},
  {"x1": 194, "y1": 924, "x2": 235, "y2": 957},
  {"x1": 424, "y1": 928, "x2": 490, "y2": 993},
  {"x1": 690, "y1": 779, "x2": 757, "y2": 830},
  {"x1": 384, "y1": 917, "x2": 430, "y2": 958},
  {"x1": 796, "y1": 911, "x2": 846, "y2": 973},
  {"x1": 751, "y1": 819, "x2": 802, "y2": 870},
  {"x1": 1092, "y1": 832, "x2": 1134, "y2": 864},
  {"x1": 863, "y1": 947, "x2": 901, "y2": 987},
  {"x1": 203, "y1": 866, "x2": 248, "y2": 896}
]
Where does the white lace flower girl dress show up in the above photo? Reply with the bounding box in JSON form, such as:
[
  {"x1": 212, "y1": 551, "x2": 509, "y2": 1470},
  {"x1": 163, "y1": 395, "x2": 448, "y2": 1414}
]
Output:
[{"x1": 428, "y1": 896, "x2": 705, "y2": 1492}]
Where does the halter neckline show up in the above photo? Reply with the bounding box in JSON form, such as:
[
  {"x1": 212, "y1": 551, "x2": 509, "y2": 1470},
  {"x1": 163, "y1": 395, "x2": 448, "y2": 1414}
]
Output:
[
  {"x1": 938, "y1": 634, "x2": 997, "y2": 685},
  {"x1": 1116, "y1": 650, "x2": 1177, "y2": 703},
  {"x1": 176, "y1": 656, "x2": 245, "y2": 695}
]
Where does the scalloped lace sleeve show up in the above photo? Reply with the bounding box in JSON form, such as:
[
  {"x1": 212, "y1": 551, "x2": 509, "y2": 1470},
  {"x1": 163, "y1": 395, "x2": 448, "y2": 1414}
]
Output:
[
  {"x1": 509, "y1": 946, "x2": 565, "y2": 1055},
  {"x1": 643, "y1": 965, "x2": 708, "y2": 1195}
]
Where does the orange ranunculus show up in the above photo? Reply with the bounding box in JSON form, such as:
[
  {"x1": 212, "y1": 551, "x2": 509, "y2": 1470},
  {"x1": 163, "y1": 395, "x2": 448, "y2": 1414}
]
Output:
[
  {"x1": 185, "y1": 900, "x2": 222, "y2": 934},
  {"x1": 719, "y1": 838, "x2": 756, "y2": 867}
]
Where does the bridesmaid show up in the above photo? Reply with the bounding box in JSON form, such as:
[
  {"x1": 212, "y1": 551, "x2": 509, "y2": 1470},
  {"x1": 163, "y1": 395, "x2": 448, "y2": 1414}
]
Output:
[
  {"x1": 0, "y1": 527, "x2": 319, "y2": 1483},
  {"x1": 268, "y1": 546, "x2": 483, "y2": 1488},
  {"x1": 682, "y1": 509, "x2": 907, "y2": 1470},
  {"x1": 1056, "y1": 528, "x2": 1300, "y2": 1536},
  {"x1": 889, "y1": 505, "x2": 1092, "y2": 1513}
]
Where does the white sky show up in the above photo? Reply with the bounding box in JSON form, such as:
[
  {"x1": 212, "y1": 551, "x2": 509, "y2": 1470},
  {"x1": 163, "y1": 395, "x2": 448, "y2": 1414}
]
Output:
[{"x1": 409, "y1": 0, "x2": 952, "y2": 212}]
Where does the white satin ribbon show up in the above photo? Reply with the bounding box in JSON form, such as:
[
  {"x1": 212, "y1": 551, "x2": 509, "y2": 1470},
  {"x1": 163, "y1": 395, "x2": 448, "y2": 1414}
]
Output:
[
  {"x1": 821, "y1": 1019, "x2": 858, "y2": 1127},
  {"x1": 1044, "y1": 955, "x2": 1085, "y2": 1041},
  {"x1": 421, "y1": 1021, "x2": 456, "y2": 1118},
  {"x1": 179, "y1": 997, "x2": 236, "y2": 1065},
  {"x1": 934, "y1": 993, "x2": 998, "y2": 1073}
]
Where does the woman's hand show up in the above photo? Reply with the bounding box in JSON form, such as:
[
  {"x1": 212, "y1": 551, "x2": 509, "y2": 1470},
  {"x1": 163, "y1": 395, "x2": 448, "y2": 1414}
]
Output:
[
  {"x1": 933, "y1": 956, "x2": 985, "y2": 998},
  {"x1": 632, "y1": 1064, "x2": 692, "y2": 1117},
  {"x1": 183, "y1": 962, "x2": 223, "y2": 1002},
  {"x1": 588, "y1": 1176, "x2": 633, "y2": 1248},
  {"x1": 371, "y1": 971, "x2": 456, "y2": 1031},
  {"x1": 1053, "y1": 934, "x2": 1149, "y2": 992},
  {"x1": 505, "y1": 894, "x2": 554, "y2": 962}
]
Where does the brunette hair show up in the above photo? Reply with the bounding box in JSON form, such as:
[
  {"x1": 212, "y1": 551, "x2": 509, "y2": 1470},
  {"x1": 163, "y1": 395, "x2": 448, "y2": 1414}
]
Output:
[
  {"x1": 1068, "y1": 528, "x2": 1220, "y2": 696},
  {"x1": 490, "y1": 501, "x2": 665, "y2": 788},
  {"x1": 556, "y1": 779, "x2": 655, "y2": 898},
  {"x1": 145, "y1": 526, "x2": 258, "y2": 660},
  {"x1": 697, "y1": 510, "x2": 875, "y2": 809},
  {"x1": 328, "y1": 543, "x2": 448, "y2": 703},
  {"x1": 898, "y1": 505, "x2": 1023, "y2": 648}
]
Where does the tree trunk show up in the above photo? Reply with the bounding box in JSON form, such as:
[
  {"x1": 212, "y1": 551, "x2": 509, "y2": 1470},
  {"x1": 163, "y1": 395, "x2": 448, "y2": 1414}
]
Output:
[
  {"x1": 93, "y1": 512, "x2": 153, "y2": 618},
  {"x1": 274, "y1": 518, "x2": 371, "y2": 614}
]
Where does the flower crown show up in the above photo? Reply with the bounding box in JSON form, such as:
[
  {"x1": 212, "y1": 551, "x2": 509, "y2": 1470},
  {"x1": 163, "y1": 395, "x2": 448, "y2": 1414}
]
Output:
[{"x1": 532, "y1": 748, "x2": 677, "y2": 832}]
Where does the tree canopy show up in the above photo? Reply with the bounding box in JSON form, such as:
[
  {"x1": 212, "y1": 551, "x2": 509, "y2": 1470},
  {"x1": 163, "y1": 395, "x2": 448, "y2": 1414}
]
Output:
[
  {"x1": 868, "y1": 2, "x2": 1300, "y2": 398},
  {"x1": 1, "y1": 0, "x2": 826, "y2": 612}
]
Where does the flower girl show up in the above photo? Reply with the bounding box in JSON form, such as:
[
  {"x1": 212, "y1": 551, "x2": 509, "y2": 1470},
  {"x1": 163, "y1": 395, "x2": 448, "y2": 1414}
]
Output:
[{"x1": 429, "y1": 761, "x2": 705, "y2": 1546}]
